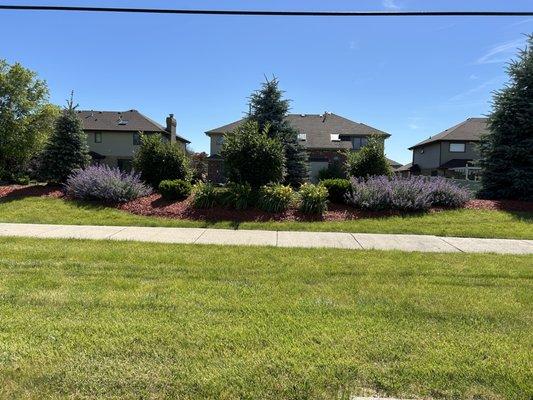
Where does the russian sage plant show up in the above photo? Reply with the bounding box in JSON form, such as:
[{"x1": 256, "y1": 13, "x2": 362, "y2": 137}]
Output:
[{"x1": 65, "y1": 165, "x2": 151, "y2": 203}]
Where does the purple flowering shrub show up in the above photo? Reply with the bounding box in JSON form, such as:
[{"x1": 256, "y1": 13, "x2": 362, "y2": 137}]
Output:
[
  {"x1": 348, "y1": 176, "x2": 471, "y2": 211},
  {"x1": 65, "y1": 165, "x2": 152, "y2": 203}
]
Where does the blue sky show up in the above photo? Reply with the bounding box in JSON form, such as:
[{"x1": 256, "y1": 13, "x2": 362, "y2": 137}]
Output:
[{"x1": 1, "y1": 0, "x2": 531, "y2": 163}]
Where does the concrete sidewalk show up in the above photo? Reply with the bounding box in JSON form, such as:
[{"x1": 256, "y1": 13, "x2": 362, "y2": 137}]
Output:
[{"x1": 0, "y1": 222, "x2": 532, "y2": 254}]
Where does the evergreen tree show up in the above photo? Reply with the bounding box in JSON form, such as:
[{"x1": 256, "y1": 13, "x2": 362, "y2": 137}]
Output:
[
  {"x1": 248, "y1": 77, "x2": 309, "y2": 186},
  {"x1": 40, "y1": 93, "x2": 90, "y2": 183},
  {"x1": 479, "y1": 35, "x2": 533, "y2": 200}
]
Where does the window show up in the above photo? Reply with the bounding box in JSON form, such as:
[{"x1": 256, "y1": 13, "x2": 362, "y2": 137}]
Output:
[
  {"x1": 449, "y1": 143, "x2": 465, "y2": 152},
  {"x1": 330, "y1": 133, "x2": 340, "y2": 142},
  {"x1": 351, "y1": 137, "x2": 368, "y2": 150},
  {"x1": 94, "y1": 132, "x2": 102, "y2": 143},
  {"x1": 215, "y1": 135, "x2": 224, "y2": 145},
  {"x1": 133, "y1": 132, "x2": 141, "y2": 146},
  {"x1": 298, "y1": 133, "x2": 307, "y2": 141}
]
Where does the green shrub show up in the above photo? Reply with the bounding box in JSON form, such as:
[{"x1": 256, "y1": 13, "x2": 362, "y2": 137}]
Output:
[
  {"x1": 133, "y1": 134, "x2": 191, "y2": 188},
  {"x1": 158, "y1": 179, "x2": 192, "y2": 200},
  {"x1": 299, "y1": 183, "x2": 329, "y2": 215},
  {"x1": 219, "y1": 182, "x2": 254, "y2": 210},
  {"x1": 320, "y1": 178, "x2": 351, "y2": 203},
  {"x1": 317, "y1": 161, "x2": 346, "y2": 180},
  {"x1": 346, "y1": 134, "x2": 392, "y2": 178},
  {"x1": 192, "y1": 182, "x2": 219, "y2": 209},
  {"x1": 257, "y1": 184, "x2": 294, "y2": 213},
  {"x1": 221, "y1": 121, "x2": 285, "y2": 187}
]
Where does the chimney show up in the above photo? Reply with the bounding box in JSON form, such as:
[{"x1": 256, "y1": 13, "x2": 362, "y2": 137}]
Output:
[{"x1": 166, "y1": 113, "x2": 177, "y2": 144}]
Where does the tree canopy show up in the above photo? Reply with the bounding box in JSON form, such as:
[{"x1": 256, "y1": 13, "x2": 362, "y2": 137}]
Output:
[
  {"x1": 479, "y1": 34, "x2": 533, "y2": 200},
  {"x1": 0, "y1": 59, "x2": 58, "y2": 181},
  {"x1": 248, "y1": 77, "x2": 308, "y2": 186}
]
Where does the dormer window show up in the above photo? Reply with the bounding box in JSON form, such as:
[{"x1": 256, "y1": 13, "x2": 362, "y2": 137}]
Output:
[
  {"x1": 298, "y1": 133, "x2": 306, "y2": 141},
  {"x1": 330, "y1": 133, "x2": 340, "y2": 142}
]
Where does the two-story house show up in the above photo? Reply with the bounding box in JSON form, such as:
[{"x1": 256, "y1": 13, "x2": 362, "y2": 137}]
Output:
[
  {"x1": 205, "y1": 112, "x2": 392, "y2": 183},
  {"x1": 406, "y1": 117, "x2": 488, "y2": 178},
  {"x1": 78, "y1": 110, "x2": 190, "y2": 171}
]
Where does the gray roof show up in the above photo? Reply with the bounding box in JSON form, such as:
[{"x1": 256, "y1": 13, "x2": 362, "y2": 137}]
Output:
[
  {"x1": 206, "y1": 113, "x2": 390, "y2": 150},
  {"x1": 77, "y1": 110, "x2": 190, "y2": 143},
  {"x1": 386, "y1": 157, "x2": 402, "y2": 168},
  {"x1": 409, "y1": 117, "x2": 488, "y2": 149}
]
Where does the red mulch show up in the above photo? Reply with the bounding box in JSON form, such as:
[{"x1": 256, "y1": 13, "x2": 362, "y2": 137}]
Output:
[
  {"x1": 0, "y1": 184, "x2": 64, "y2": 199},
  {"x1": 2, "y1": 184, "x2": 532, "y2": 222}
]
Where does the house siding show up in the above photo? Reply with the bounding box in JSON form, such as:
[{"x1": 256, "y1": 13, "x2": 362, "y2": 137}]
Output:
[
  {"x1": 412, "y1": 142, "x2": 441, "y2": 173},
  {"x1": 439, "y1": 140, "x2": 479, "y2": 165},
  {"x1": 86, "y1": 131, "x2": 186, "y2": 168}
]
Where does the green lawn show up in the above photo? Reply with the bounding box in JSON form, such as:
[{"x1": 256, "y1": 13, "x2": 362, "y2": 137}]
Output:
[
  {"x1": 1, "y1": 196, "x2": 532, "y2": 239},
  {"x1": 0, "y1": 237, "x2": 531, "y2": 399}
]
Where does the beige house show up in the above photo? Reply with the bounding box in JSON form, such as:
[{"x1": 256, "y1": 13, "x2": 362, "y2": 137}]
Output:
[
  {"x1": 405, "y1": 117, "x2": 488, "y2": 179},
  {"x1": 78, "y1": 110, "x2": 190, "y2": 170},
  {"x1": 205, "y1": 112, "x2": 393, "y2": 183}
]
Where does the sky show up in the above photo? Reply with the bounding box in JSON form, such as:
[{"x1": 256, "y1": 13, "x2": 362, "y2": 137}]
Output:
[{"x1": 1, "y1": 0, "x2": 532, "y2": 164}]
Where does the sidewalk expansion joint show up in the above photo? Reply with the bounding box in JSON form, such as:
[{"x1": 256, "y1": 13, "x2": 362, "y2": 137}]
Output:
[{"x1": 438, "y1": 237, "x2": 465, "y2": 253}]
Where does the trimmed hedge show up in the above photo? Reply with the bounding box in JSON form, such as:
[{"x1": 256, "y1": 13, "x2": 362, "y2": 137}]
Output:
[
  {"x1": 158, "y1": 179, "x2": 192, "y2": 200},
  {"x1": 320, "y1": 178, "x2": 351, "y2": 204}
]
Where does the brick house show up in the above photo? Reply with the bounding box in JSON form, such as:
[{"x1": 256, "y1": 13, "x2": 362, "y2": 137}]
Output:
[{"x1": 205, "y1": 112, "x2": 392, "y2": 183}]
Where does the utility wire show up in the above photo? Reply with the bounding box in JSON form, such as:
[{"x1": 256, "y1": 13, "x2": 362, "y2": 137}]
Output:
[{"x1": 0, "y1": 5, "x2": 532, "y2": 17}]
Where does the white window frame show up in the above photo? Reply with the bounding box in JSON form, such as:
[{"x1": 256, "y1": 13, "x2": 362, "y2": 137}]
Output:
[
  {"x1": 449, "y1": 142, "x2": 466, "y2": 153},
  {"x1": 298, "y1": 133, "x2": 307, "y2": 141}
]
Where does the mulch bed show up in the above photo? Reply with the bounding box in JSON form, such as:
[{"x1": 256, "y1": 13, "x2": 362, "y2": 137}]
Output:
[{"x1": 2, "y1": 184, "x2": 532, "y2": 222}]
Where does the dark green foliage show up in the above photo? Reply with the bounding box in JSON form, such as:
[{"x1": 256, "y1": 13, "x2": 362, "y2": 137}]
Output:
[
  {"x1": 248, "y1": 77, "x2": 309, "y2": 186},
  {"x1": 39, "y1": 97, "x2": 90, "y2": 183},
  {"x1": 133, "y1": 134, "x2": 191, "y2": 188},
  {"x1": 257, "y1": 183, "x2": 294, "y2": 213},
  {"x1": 317, "y1": 161, "x2": 346, "y2": 181},
  {"x1": 298, "y1": 183, "x2": 329, "y2": 215},
  {"x1": 190, "y1": 151, "x2": 208, "y2": 183},
  {"x1": 479, "y1": 35, "x2": 533, "y2": 201},
  {"x1": 320, "y1": 178, "x2": 352, "y2": 203},
  {"x1": 192, "y1": 182, "x2": 219, "y2": 209},
  {"x1": 221, "y1": 121, "x2": 284, "y2": 187},
  {"x1": 0, "y1": 60, "x2": 59, "y2": 181},
  {"x1": 158, "y1": 179, "x2": 192, "y2": 200},
  {"x1": 220, "y1": 182, "x2": 254, "y2": 210},
  {"x1": 346, "y1": 134, "x2": 392, "y2": 178}
]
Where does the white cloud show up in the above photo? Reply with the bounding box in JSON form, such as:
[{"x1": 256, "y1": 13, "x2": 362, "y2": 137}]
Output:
[
  {"x1": 448, "y1": 77, "x2": 503, "y2": 102},
  {"x1": 382, "y1": 0, "x2": 400, "y2": 10},
  {"x1": 469, "y1": 74, "x2": 479, "y2": 80},
  {"x1": 408, "y1": 117, "x2": 423, "y2": 130},
  {"x1": 476, "y1": 38, "x2": 525, "y2": 64},
  {"x1": 349, "y1": 40, "x2": 359, "y2": 50}
]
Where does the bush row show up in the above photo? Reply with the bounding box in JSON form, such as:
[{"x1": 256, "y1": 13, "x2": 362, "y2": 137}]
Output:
[{"x1": 347, "y1": 176, "x2": 471, "y2": 211}]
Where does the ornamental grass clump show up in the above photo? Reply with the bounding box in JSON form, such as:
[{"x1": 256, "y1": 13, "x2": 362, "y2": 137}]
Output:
[
  {"x1": 219, "y1": 182, "x2": 254, "y2": 210},
  {"x1": 257, "y1": 184, "x2": 294, "y2": 213},
  {"x1": 298, "y1": 183, "x2": 329, "y2": 215},
  {"x1": 65, "y1": 165, "x2": 151, "y2": 203},
  {"x1": 347, "y1": 176, "x2": 471, "y2": 212},
  {"x1": 192, "y1": 182, "x2": 219, "y2": 209}
]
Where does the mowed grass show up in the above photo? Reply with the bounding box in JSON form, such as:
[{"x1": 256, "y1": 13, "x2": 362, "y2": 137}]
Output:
[
  {"x1": 0, "y1": 237, "x2": 532, "y2": 399},
  {"x1": 1, "y1": 196, "x2": 532, "y2": 239}
]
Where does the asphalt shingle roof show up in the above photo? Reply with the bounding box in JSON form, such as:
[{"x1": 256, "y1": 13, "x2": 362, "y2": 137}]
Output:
[
  {"x1": 409, "y1": 118, "x2": 488, "y2": 149},
  {"x1": 77, "y1": 110, "x2": 190, "y2": 143},
  {"x1": 206, "y1": 113, "x2": 390, "y2": 150}
]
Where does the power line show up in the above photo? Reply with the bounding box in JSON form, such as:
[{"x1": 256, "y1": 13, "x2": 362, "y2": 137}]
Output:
[{"x1": 0, "y1": 5, "x2": 532, "y2": 17}]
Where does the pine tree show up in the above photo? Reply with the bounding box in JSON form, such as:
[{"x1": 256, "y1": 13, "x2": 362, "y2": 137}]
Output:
[
  {"x1": 40, "y1": 93, "x2": 90, "y2": 183},
  {"x1": 479, "y1": 35, "x2": 533, "y2": 201},
  {"x1": 248, "y1": 77, "x2": 309, "y2": 186}
]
